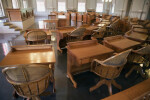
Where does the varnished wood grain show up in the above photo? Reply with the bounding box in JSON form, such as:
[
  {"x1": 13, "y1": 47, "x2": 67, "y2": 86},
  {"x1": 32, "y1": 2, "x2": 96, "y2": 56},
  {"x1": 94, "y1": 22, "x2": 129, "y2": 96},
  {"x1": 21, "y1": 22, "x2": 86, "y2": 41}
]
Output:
[{"x1": 0, "y1": 45, "x2": 56, "y2": 67}]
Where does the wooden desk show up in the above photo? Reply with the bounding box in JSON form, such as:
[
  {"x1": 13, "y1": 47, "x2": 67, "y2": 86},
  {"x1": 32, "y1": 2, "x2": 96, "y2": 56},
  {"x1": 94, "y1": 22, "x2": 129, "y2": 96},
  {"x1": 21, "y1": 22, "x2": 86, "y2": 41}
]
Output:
[
  {"x1": 0, "y1": 45, "x2": 56, "y2": 66},
  {"x1": 57, "y1": 15, "x2": 67, "y2": 27},
  {"x1": 57, "y1": 27, "x2": 76, "y2": 53},
  {"x1": 133, "y1": 28, "x2": 148, "y2": 34},
  {"x1": 67, "y1": 40, "x2": 114, "y2": 88},
  {"x1": 103, "y1": 35, "x2": 141, "y2": 52},
  {"x1": 24, "y1": 29, "x2": 52, "y2": 43},
  {"x1": 0, "y1": 44, "x2": 56, "y2": 92},
  {"x1": 125, "y1": 31, "x2": 148, "y2": 42}
]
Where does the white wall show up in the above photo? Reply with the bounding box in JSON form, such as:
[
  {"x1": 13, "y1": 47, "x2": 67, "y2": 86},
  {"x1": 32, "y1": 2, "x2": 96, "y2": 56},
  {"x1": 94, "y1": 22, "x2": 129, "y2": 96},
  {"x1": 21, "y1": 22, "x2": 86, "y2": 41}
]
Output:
[
  {"x1": 129, "y1": 0, "x2": 149, "y2": 20},
  {"x1": 1, "y1": 0, "x2": 150, "y2": 20}
]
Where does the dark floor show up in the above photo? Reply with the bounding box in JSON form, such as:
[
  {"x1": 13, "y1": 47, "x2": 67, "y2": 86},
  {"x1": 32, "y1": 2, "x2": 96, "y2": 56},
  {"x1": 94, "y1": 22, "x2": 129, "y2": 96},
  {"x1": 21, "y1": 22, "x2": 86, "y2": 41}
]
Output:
[{"x1": 0, "y1": 17, "x2": 148, "y2": 100}]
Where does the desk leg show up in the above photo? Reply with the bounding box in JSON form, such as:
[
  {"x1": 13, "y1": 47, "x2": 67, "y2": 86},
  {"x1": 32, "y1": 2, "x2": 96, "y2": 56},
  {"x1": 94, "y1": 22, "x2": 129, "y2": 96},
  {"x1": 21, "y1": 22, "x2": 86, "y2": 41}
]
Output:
[
  {"x1": 67, "y1": 54, "x2": 77, "y2": 88},
  {"x1": 51, "y1": 64, "x2": 56, "y2": 93},
  {"x1": 57, "y1": 33, "x2": 63, "y2": 53}
]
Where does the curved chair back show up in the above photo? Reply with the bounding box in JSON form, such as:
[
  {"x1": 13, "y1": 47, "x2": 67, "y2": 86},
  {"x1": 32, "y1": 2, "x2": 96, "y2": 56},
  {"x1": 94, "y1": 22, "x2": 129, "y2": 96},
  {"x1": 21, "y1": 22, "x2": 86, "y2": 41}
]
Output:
[
  {"x1": 26, "y1": 31, "x2": 47, "y2": 44},
  {"x1": 92, "y1": 49, "x2": 131, "y2": 79},
  {"x1": 2, "y1": 64, "x2": 51, "y2": 99},
  {"x1": 69, "y1": 27, "x2": 86, "y2": 37}
]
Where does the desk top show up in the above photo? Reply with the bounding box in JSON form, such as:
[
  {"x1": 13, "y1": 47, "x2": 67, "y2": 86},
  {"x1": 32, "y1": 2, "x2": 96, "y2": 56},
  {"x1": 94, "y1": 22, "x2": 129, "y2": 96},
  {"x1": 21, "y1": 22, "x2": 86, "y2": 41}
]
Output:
[
  {"x1": 69, "y1": 44, "x2": 114, "y2": 60},
  {"x1": 0, "y1": 45, "x2": 56, "y2": 67},
  {"x1": 24, "y1": 29, "x2": 52, "y2": 38},
  {"x1": 110, "y1": 38, "x2": 140, "y2": 50},
  {"x1": 133, "y1": 28, "x2": 148, "y2": 33},
  {"x1": 58, "y1": 27, "x2": 76, "y2": 34},
  {"x1": 128, "y1": 32, "x2": 148, "y2": 41}
]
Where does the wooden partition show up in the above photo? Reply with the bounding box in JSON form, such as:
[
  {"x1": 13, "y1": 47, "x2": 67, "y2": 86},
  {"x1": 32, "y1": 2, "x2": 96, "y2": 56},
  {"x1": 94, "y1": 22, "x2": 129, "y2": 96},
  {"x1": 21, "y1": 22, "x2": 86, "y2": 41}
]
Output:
[
  {"x1": 71, "y1": 12, "x2": 77, "y2": 21},
  {"x1": 7, "y1": 8, "x2": 34, "y2": 22},
  {"x1": 77, "y1": 13, "x2": 83, "y2": 22},
  {"x1": 83, "y1": 13, "x2": 87, "y2": 23}
]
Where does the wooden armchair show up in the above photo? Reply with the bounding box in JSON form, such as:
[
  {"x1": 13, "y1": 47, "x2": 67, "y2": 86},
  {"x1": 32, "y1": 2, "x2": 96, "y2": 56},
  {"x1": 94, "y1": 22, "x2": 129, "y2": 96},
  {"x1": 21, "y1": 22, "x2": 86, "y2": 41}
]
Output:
[
  {"x1": 2, "y1": 64, "x2": 53, "y2": 100},
  {"x1": 26, "y1": 30, "x2": 47, "y2": 45},
  {"x1": 126, "y1": 45, "x2": 150, "y2": 78},
  {"x1": 91, "y1": 25, "x2": 106, "y2": 43},
  {"x1": 43, "y1": 20, "x2": 58, "y2": 32},
  {"x1": 67, "y1": 27, "x2": 86, "y2": 42},
  {"x1": 90, "y1": 49, "x2": 131, "y2": 95}
]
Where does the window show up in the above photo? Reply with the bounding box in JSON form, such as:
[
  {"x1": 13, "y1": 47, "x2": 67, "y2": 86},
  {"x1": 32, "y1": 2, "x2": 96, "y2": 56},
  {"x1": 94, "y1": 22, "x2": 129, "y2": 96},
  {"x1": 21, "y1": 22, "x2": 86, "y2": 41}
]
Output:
[
  {"x1": 12, "y1": 0, "x2": 19, "y2": 8},
  {"x1": 58, "y1": 2, "x2": 66, "y2": 12},
  {"x1": 78, "y1": 2, "x2": 85, "y2": 12},
  {"x1": 36, "y1": 0, "x2": 45, "y2": 12},
  {"x1": 23, "y1": 0, "x2": 28, "y2": 8},
  {"x1": 0, "y1": 0, "x2": 4, "y2": 17},
  {"x1": 111, "y1": 4, "x2": 115, "y2": 13},
  {"x1": 96, "y1": 3, "x2": 103, "y2": 12}
]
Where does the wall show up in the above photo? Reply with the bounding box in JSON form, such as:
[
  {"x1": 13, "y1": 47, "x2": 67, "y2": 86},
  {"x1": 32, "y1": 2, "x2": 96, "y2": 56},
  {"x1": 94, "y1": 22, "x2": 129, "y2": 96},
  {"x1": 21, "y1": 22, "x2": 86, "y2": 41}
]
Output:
[
  {"x1": 129, "y1": 0, "x2": 150, "y2": 20},
  {"x1": 1, "y1": 0, "x2": 150, "y2": 20}
]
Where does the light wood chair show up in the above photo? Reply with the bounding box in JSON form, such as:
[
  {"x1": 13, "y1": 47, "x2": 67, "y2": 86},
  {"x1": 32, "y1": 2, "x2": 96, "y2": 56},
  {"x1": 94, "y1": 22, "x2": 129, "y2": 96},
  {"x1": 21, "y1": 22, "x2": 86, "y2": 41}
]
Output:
[
  {"x1": 26, "y1": 31, "x2": 47, "y2": 45},
  {"x1": 91, "y1": 25, "x2": 106, "y2": 43},
  {"x1": 67, "y1": 27, "x2": 86, "y2": 42},
  {"x1": 126, "y1": 45, "x2": 150, "y2": 78},
  {"x1": 90, "y1": 49, "x2": 131, "y2": 95},
  {"x1": 43, "y1": 20, "x2": 58, "y2": 34},
  {"x1": 2, "y1": 64, "x2": 53, "y2": 100}
]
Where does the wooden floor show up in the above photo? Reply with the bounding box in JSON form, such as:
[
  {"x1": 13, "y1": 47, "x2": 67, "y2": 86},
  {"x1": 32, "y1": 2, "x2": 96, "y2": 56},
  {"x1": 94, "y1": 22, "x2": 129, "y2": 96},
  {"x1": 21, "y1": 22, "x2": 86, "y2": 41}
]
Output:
[{"x1": 0, "y1": 17, "x2": 148, "y2": 100}]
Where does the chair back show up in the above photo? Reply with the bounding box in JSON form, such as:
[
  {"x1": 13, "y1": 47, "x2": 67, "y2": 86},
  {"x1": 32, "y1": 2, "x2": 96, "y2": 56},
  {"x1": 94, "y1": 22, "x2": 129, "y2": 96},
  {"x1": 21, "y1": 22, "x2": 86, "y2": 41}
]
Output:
[
  {"x1": 69, "y1": 27, "x2": 86, "y2": 37},
  {"x1": 92, "y1": 50, "x2": 131, "y2": 79},
  {"x1": 43, "y1": 20, "x2": 58, "y2": 31},
  {"x1": 26, "y1": 31, "x2": 47, "y2": 45},
  {"x1": 2, "y1": 64, "x2": 51, "y2": 98}
]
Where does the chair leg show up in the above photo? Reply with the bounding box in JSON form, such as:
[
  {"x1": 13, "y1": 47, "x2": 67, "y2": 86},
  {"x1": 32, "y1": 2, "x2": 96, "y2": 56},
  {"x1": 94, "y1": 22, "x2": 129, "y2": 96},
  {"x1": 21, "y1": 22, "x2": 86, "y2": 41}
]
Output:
[
  {"x1": 137, "y1": 66, "x2": 146, "y2": 78},
  {"x1": 106, "y1": 81, "x2": 112, "y2": 95},
  {"x1": 31, "y1": 96, "x2": 41, "y2": 100},
  {"x1": 125, "y1": 65, "x2": 137, "y2": 78},
  {"x1": 112, "y1": 80, "x2": 122, "y2": 90},
  {"x1": 13, "y1": 90, "x2": 19, "y2": 98},
  {"x1": 89, "y1": 79, "x2": 106, "y2": 92}
]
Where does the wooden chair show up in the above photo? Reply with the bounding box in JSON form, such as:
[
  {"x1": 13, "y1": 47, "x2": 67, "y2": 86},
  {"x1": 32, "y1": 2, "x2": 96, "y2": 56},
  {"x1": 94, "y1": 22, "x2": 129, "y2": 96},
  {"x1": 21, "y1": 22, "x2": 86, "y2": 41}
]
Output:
[
  {"x1": 126, "y1": 45, "x2": 150, "y2": 78},
  {"x1": 2, "y1": 64, "x2": 53, "y2": 100},
  {"x1": 43, "y1": 20, "x2": 58, "y2": 32},
  {"x1": 67, "y1": 27, "x2": 86, "y2": 42},
  {"x1": 26, "y1": 31, "x2": 47, "y2": 45},
  {"x1": 91, "y1": 25, "x2": 106, "y2": 43},
  {"x1": 90, "y1": 49, "x2": 131, "y2": 95}
]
